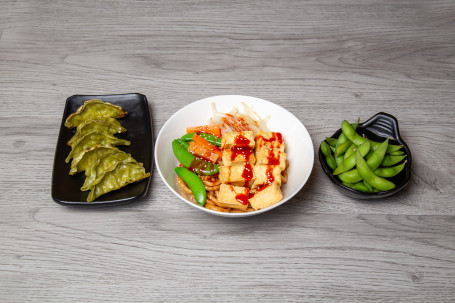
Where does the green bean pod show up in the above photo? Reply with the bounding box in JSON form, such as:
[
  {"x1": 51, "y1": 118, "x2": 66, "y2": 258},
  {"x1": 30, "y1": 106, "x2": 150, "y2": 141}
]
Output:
[
  {"x1": 382, "y1": 154, "x2": 407, "y2": 167},
  {"x1": 355, "y1": 150, "x2": 395, "y2": 191},
  {"x1": 333, "y1": 141, "x2": 370, "y2": 175},
  {"x1": 374, "y1": 160, "x2": 407, "y2": 178},
  {"x1": 181, "y1": 132, "x2": 221, "y2": 147},
  {"x1": 175, "y1": 167, "x2": 206, "y2": 206}
]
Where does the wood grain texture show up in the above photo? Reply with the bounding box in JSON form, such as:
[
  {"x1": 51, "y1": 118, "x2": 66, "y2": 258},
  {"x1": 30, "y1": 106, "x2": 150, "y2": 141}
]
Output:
[{"x1": 0, "y1": 0, "x2": 454, "y2": 302}]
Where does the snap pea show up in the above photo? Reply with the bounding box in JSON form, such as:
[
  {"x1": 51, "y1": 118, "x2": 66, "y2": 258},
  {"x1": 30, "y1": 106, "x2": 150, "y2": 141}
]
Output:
[
  {"x1": 366, "y1": 138, "x2": 388, "y2": 170},
  {"x1": 172, "y1": 139, "x2": 219, "y2": 175},
  {"x1": 338, "y1": 169, "x2": 362, "y2": 183},
  {"x1": 355, "y1": 150, "x2": 395, "y2": 191},
  {"x1": 342, "y1": 182, "x2": 372, "y2": 193},
  {"x1": 182, "y1": 132, "x2": 221, "y2": 146},
  {"x1": 181, "y1": 132, "x2": 221, "y2": 147},
  {"x1": 374, "y1": 160, "x2": 407, "y2": 178},
  {"x1": 325, "y1": 137, "x2": 337, "y2": 147},
  {"x1": 175, "y1": 167, "x2": 206, "y2": 206},
  {"x1": 382, "y1": 154, "x2": 407, "y2": 167},
  {"x1": 333, "y1": 141, "x2": 370, "y2": 175}
]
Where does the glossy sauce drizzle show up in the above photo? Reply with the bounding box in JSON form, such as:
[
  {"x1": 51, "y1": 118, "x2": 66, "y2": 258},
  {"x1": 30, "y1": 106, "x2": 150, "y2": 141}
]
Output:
[
  {"x1": 265, "y1": 166, "x2": 275, "y2": 184},
  {"x1": 230, "y1": 147, "x2": 253, "y2": 162},
  {"x1": 235, "y1": 192, "x2": 249, "y2": 205},
  {"x1": 234, "y1": 133, "x2": 251, "y2": 147},
  {"x1": 242, "y1": 163, "x2": 253, "y2": 180}
]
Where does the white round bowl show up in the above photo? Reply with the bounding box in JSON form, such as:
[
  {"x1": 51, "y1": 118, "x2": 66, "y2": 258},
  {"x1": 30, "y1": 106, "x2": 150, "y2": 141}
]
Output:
[{"x1": 154, "y1": 95, "x2": 314, "y2": 217}]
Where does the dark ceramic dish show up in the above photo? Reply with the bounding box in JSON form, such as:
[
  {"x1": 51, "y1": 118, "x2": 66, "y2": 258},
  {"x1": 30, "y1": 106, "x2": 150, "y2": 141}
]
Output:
[
  {"x1": 52, "y1": 93, "x2": 153, "y2": 205},
  {"x1": 319, "y1": 112, "x2": 412, "y2": 199}
]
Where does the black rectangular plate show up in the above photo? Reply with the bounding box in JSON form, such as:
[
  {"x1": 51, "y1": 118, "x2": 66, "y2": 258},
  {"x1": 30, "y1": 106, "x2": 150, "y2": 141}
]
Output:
[{"x1": 52, "y1": 93, "x2": 153, "y2": 205}]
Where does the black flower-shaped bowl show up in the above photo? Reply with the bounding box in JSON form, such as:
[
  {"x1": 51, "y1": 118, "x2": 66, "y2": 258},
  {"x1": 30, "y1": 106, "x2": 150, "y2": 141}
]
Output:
[{"x1": 319, "y1": 112, "x2": 412, "y2": 199}]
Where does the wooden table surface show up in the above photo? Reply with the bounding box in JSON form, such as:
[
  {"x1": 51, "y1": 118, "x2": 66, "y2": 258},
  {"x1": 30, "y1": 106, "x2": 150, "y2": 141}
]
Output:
[{"x1": 1, "y1": 0, "x2": 454, "y2": 302}]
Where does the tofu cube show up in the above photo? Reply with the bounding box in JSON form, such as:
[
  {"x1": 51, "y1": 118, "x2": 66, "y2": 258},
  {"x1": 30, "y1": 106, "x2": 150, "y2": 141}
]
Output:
[
  {"x1": 222, "y1": 148, "x2": 256, "y2": 166},
  {"x1": 221, "y1": 131, "x2": 255, "y2": 149},
  {"x1": 249, "y1": 182, "x2": 283, "y2": 210},
  {"x1": 219, "y1": 164, "x2": 255, "y2": 187},
  {"x1": 255, "y1": 131, "x2": 285, "y2": 153},
  {"x1": 217, "y1": 184, "x2": 249, "y2": 210},
  {"x1": 255, "y1": 148, "x2": 287, "y2": 171},
  {"x1": 251, "y1": 165, "x2": 282, "y2": 190}
]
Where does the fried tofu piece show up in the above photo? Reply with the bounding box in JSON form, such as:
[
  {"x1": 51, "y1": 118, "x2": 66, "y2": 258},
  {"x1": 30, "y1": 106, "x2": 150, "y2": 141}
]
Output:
[
  {"x1": 249, "y1": 181, "x2": 283, "y2": 210},
  {"x1": 255, "y1": 148, "x2": 287, "y2": 171},
  {"x1": 219, "y1": 164, "x2": 254, "y2": 187},
  {"x1": 255, "y1": 131, "x2": 285, "y2": 153},
  {"x1": 217, "y1": 184, "x2": 249, "y2": 210},
  {"x1": 221, "y1": 148, "x2": 256, "y2": 166},
  {"x1": 221, "y1": 131, "x2": 255, "y2": 149},
  {"x1": 251, "y1": 165, "x2": 282, "y2": 190}
]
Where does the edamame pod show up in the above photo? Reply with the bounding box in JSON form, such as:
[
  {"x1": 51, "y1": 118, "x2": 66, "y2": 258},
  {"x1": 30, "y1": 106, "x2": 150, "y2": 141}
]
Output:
[
  {"x1": 175, "y1": 167, "x2": 206, "y2": 206},
  {"x1": 342, "y1": 181, "x2": 372, "y2": 193},
  {"x1": 341, "y1": 120, "x2": 402, "y2": 153},
  {"x1": 338, "y1": 169, "x2": 362, "y2": 183},
  {"x1": 366, "y1": 138, "x2": 388, "y2": 170},
  {"x1": 355, "y1": 150, "x2": 395, "y2": 191},
  {"x1": 326, "y1": 155, "x2": 337, "y2": 170},
  {"x1": 321, "y1": 141, "x2": 332, "y2": 157},
  {"x1": 333, "y1": 141, "x2": 370, "y2": 175},
  {"x1": 388, "y1": 150, "x2": 405, "y2": 156},
  {"x1": 325, "y1": 137, "x2": 337, "y2": 147},
  {"x1": 321, "y1": 141, "x2": 337, "y2": 169},
  {"x1": 374, "y1": 160, "x2": 407, "y2": 178},
  {"x1": 382, "y1": 154, "x2": 407, "y2": 167}
]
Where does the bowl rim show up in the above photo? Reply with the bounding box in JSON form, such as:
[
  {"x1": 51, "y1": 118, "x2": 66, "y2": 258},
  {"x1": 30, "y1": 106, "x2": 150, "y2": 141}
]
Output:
[
  {"x1": 154, "y1": 94, "x2": 314, "y2": 217},
  {"x1": 318, "y1": 112, "x2": 412, "y2": 198}
]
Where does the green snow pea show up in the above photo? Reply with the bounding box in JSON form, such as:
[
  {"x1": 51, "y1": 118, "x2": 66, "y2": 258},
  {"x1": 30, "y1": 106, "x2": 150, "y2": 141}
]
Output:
[
  {"x1": 181, "y1": 132, "x2": 221, "y2": 147},
  {"x1": 355, "y1": 150, "x2": 395, "y2": 191},
  {"x1": 175, "y1": 167, "x2": 206, "y2": 206},
  {"x1": 172, "y1": 139, "x2": 219, "y2": 175}
]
